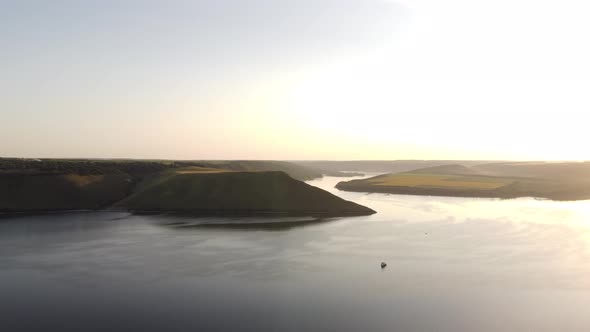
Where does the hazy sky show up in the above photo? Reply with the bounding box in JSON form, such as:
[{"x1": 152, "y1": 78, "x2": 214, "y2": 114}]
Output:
[{"x1": 1, "y1": 0, "x2": 589, "y2": 160}]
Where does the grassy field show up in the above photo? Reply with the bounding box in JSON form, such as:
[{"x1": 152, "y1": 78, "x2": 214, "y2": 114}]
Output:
[
  {"x1": 368, "y1": 173, "x2": 513, "y2": 190},
  {"x1": 0, "y1": 158, "x2": 324, "y2": 181},
  {"x1": 336, "y1": 162, "x2": 590, "y2": 200},
  {"x1": 175, "y1": 166, "x2": 232, "y2": 174}
]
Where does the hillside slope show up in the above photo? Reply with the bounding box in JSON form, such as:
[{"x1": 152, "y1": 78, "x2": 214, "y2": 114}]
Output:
[
  {"x1": 117, "y1": 171, "x2": 375, "y2": 216},
  {"x1": 295, "y1": 160, "x2": 492, "y2": 173},
  {"x1": 193, "y1": 160, "x2": 323, "y2": 181},
  {"x1": 0, "y1": 173, "x2": 133, "y2": 212},
  {"x1": 336, "y1": 162, "x2": 590, "y2": 201},
  {"x1": 0, "y1": 159, "x2": 375, "y2": 216},
  {"x1": 0, "y1": 158, "x2": 324, "y2": 181}
]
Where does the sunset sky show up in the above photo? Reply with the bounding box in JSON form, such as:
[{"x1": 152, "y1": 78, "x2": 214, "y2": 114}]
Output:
[{"x1": 2, "y1": 0, "x2": 589, "y2": 160}]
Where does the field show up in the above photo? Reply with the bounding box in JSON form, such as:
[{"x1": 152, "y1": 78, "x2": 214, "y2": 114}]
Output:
[
  {"x1": 175, "y1": 166, "x2": 233, "y2": 174},
  {"x1": 368, "y1": 173, "x2": 513, "y2": 190},
  {"x1": 336, "y1": 162, "x2": 590, "y2": 200}
]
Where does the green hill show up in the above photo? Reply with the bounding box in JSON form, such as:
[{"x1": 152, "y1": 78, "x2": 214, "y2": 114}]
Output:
[
  {"x1": 409, "y1": 164, "x2": 479, "y2": 175},
  {"x1": 336, "y1": 162, "x2": 590, "y2": 201},
  {"x1": 0, "y1": 159, "x2": 374, "y2": 216},
  {"x1": 192, "y1": 160, "x2": 323, "y2": 181},
  {"x1": 117, "y1": 171, "x2": 375, "y2": 216},
  {"x1": 294, "y1": 160, "x2": 492, "y2": 173},
  {"x1": 0, "y1": 173, "x2": 133, "y2": 212},
  {"x1": 0, "y1": 158, "x2": 324, "y2": 181}
]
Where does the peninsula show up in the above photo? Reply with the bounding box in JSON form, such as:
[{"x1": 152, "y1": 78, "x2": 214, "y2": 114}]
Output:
[
  {"x1": 0, "y1": 158, "x2": 375, "y2": 216},
  {"x1": 336, "y1": 162, "x2": 590, "y2": 201}
]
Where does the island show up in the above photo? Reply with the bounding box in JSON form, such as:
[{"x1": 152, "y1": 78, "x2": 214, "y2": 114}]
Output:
[
  {"x1": 0, "y1": 158, "x2": 375, "y2": 217},
  {"x1": 336, "y1": 162, "x2": 590, "y2": 201}
]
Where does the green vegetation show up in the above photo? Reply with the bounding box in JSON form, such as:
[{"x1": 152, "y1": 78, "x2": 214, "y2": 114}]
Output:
[
  {"x1": 336, "y1": 162, "x2": 590, "y2": 201},
  {"x1": 295, "y1": 160, "x2": 492, "y2": 173},
  {"x1": 0, "y1": 158, "x2": 374, "y2": 216},
  {"x1": 0, "y1": 173, "x2": 133, "y2": 211},
  {"x1": 367, "y1": 173, "x2": 512, "y2": 190},
  {"x1": 117, "y1": 171, "x2": 374, "y2": 216},
  {"x1": 0, "y1": 158, "x2": 324, "y2": 181}
]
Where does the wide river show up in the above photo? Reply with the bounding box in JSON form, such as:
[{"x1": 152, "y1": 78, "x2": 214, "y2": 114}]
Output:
[{"x1": 2, "y1": 175, "x2": 590, "y2": 331}]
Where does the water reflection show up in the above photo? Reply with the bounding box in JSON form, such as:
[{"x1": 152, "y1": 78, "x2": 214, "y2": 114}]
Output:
[{"x1": 156, "y1": 215, "x2": 338, "y2": 231}]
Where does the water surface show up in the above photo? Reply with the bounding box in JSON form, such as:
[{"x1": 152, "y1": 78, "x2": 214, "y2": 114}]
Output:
[{"x1": 2, "y1": 175, "x2": 590, "y2": 331}]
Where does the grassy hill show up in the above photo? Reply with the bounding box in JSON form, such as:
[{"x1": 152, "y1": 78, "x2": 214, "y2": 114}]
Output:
[
  {"x1": 192, "y1": 160, "x2": 323, "y2": 180},
  {"x1": 0, "y1": 173, "x2": 133, "y2": 212},
  {"x1": 0, "y1": 159, "x2": 374, "y2": 216},
  {"x1": 336, "y1": 162, "x2": 590, "y2": 201},
  {"x1": 117, "y1": 170, "x2": 374, "y2": 216},
  {"x1": 0, "y1": 158, "x2": 324, "y2": 181},
  {"x1": 294, "y1": 160, "x2": 493, "y2": 173}
]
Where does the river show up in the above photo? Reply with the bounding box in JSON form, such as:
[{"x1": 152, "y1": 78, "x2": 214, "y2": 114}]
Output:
[{"x1": 1, "y1": 175, "x2": 590, "y2": 331}]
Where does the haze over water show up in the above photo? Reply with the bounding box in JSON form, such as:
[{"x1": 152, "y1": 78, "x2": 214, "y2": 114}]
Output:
[{"x1": 2, "y1": 175, "x2": 590, "y2": 331}]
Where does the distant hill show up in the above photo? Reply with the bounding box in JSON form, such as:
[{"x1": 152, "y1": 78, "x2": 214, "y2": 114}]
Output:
[
  {"x1": 336, "y1": 161, "x2": 590, "y2": 201},
  {"x1": 0, "y1": 173, "x2": 133, "y2": 211},
  {"x1": 0, "y1": 158, "x2": 324, "y2": 181},
  {"x1": 472, "y1": 161, "x2": 590, "y2": 179},
  {"x1": 294, "y1": 160, "x2": 493, "y2": 174},
  {"x1": 409, "y1": 164, "x2": 479, "y2": 175},
  {"x1": 0, "y1": 159, "x2": 374, "y2": 216}
]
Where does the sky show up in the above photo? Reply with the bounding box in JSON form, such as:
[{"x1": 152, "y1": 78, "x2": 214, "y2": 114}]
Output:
[{"x1": 1, "y1": 0, "x2": 589, "y2": 160}]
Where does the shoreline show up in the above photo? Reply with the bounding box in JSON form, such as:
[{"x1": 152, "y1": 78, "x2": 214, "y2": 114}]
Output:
[
  {"x1": 335, "y1": 184, "x2": 590, "y2": 202},
  {"x1": 0, "y1": 208, "x2": 375, "y2": 218}
]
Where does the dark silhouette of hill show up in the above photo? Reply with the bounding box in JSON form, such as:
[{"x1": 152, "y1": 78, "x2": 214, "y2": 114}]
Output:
[
  {"x1": 0, "y1": 158, "x2": 374, "y2": 216},
  {"x1": 117, "y1": 171, "x2": 374, "y2": 216},
  {"x1": 0, "y1": 173, "x2": 133, "y2": 211}
]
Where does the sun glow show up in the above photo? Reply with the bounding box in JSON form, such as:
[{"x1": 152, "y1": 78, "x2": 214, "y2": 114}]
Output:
[
  {"x1": 261, "y1": 54, "x2": 589, "y2": 160},
  {"x1": 2, "y1": 0, "x2": 589, "y2": 160}
]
